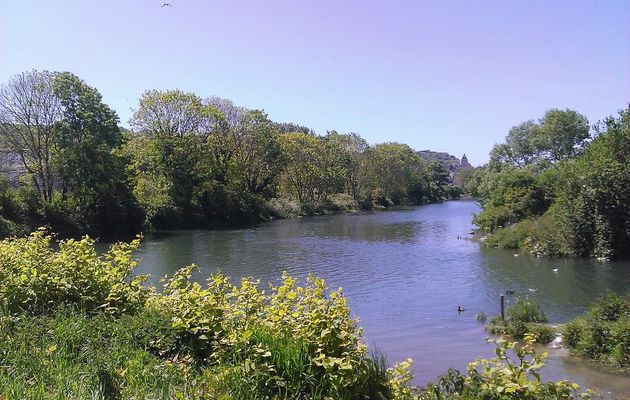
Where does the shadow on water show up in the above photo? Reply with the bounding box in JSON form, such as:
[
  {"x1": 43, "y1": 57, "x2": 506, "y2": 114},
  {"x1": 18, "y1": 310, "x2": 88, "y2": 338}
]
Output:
[{"x1": 130, "y1": 200, "x2": 630, "y2": 398}]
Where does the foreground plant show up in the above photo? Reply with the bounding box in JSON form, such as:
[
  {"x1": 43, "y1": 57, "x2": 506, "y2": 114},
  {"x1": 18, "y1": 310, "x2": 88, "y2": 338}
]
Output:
[
  {"x1": 419, "y1": 334, "x2": 596, "y2": 400},
  {"x1": 0, "y1": 229, "x2": 148, "y2": 315}
]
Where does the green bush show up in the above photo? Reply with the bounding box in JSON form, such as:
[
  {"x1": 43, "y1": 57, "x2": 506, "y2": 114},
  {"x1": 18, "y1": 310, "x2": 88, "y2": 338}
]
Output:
[
  {"x1": 481, "y1": 211, "x2": 567, "y2": 257},
  {"x1": 590, "y1": 292, "x2": 629, "y2": 322},
  {"x1": 527, "y1": 323, "x2": 556, "y2": 344},
  {"x1": 508, "y1": 298, "x2": 548, "y2": 323},
  {"x1": 564, "y1": 293, "x2": 630, "y2": 368},
  {"x1": 420, "y1": 335, "x2": 592, "y2": 400},
  {"x1": 148, "y1": 269, "x2": 382, "y2": 397},
  {"x1": 0, "y1": 229, "x2": 148, "y2": 315},
  {"x1": 486, "y1": 299, "x2": 553, "y2": 344}
]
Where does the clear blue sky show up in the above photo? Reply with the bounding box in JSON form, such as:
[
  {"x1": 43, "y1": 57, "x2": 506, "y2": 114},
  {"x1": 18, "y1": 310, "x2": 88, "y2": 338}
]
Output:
[{"x1": 1, "y1": 0, "x2": 628, "y2": 165}]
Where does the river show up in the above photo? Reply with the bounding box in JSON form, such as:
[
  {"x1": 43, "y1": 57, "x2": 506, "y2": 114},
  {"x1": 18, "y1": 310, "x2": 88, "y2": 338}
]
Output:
[{"x1": 132, "y1": 200, "x2": 630, "y2": 398}]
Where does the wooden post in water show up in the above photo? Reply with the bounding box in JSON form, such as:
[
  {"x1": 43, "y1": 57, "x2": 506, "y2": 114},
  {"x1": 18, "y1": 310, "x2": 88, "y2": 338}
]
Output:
[{"x1": 500, "y1": 295, "x2": 505, "y2": 320}]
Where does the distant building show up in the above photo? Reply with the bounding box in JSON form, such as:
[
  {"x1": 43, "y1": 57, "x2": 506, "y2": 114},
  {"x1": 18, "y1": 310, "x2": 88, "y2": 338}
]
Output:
[{"x1": 460, "y1": 154, "x2": 472, "y2": 168}]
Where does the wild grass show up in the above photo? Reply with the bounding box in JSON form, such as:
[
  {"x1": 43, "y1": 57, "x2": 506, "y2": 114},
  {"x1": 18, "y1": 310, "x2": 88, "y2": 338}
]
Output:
[{"x1": 0, "y1": 309, "x2": 194, "y2": 399}]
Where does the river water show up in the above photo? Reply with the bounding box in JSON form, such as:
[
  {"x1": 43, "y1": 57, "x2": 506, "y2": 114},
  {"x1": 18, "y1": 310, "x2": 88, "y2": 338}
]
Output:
[{"x1": 132, "y1": 200, "x2": 630, "y2": 398}]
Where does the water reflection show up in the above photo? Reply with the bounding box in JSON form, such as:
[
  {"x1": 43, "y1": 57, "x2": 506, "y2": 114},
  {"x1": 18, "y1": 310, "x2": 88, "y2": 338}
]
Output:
[
  {"x1": 132, "y1": 201, "x2": 630, "y2": 398},
  {"x1": 480, "y1": 248, "x2": 630, "y2": 322}
]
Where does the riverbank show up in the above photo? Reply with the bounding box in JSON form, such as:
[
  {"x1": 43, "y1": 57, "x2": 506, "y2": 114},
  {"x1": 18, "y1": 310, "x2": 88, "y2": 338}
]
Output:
[
  {"x1": 128, "y1": 201, "x2": 630, "y2": 396},
  {"x1": 0, "y1": 230, "x2": 597, "y2": 399},
  {"x1": 264, "y1": 194, "x2": 361, "y2": 219}
]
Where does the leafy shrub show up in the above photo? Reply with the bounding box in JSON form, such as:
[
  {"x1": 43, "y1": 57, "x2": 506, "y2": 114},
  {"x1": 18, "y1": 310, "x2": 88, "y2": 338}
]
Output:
[
  {"x1": 564, "y1": 317, "x2": 588, "y2": 349},
  {"x1": 265, "y1": 197, "x2": 303, "y2": 218},
  {"x1": 420, "y1": 335, "x2": 593, "y2": 400},
  {"x1": 486, "y1": 299, "x2": 553, "y2": 343},
  {"x1": 481, "y1": 211, "x2": 567, "y2": 257},
  {"x1": 0, "y1": 229, "x2": 149, "y2": 315},
  {"x1": 589, "y1": 292, "x2": 629, "y2": 322},
  {"x1": 483, "y1": 219, "x2": 535, "y2": 249},
  {"x1": 564, "y1": 293, "x2": 630, "y2": 368},
  {"x1": 610, "y1": 316, "x2": 630, "y2": 367},
  {"x1": 527, "y1": 324, "x2": 556, "y2": 344},
  {"x1": 147, "y1": 268, "x2": 389, "y2": 398},
  {"x1": 508, "y1": 297, "x2": 548, "y2": 323}
]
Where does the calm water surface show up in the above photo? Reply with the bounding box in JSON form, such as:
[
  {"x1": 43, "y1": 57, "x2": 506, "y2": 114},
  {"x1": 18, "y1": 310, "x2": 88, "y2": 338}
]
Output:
[{"x1": 133, "y1": 201, "x2": 630, "y2": 398}]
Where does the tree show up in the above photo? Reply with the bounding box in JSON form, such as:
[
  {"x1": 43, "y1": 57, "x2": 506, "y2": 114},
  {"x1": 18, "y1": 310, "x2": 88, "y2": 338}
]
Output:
[
  {"x1": 51, "y1": 72, "x2": 143, "y2": 234},
  {"x1": 130, "y1": 90, "x2": 217, "y2": 138},
  {"x1": 534, "y1": 109, "x2": 590, "y2": 162},
  {"x1": 203, "y1": 96, "x2": 248, "y2": 185},
  {"x1": 472, "y1": 168, "x2": 548, "y2": 232},
  {"x1": 424, "y1": 161, "x2": 451, "y2": 200},
  {"x1": 360, "y1": 142, "x2": 418, "y2": 203},
  {"x1": 554, "y1": 106, "x2": 630, "y2": 259},
  {"x1": 278, "y1": 132, "x2": 344, "y2": 202},
  {"x1": 228, "y1": 110, "x2": 284, "y2": 195},
  {"x1": 52, "y1": 72, "x2": 120, "y2": 200},
  {"x1": 325, "y1": 131, "x2": 368, "y2": 200},
  {"x1": 505, "y1": 120, "x2": 538, "y2": 166},
  {"x1": 0, "y1": 70, "x2": 61, "y2": 201}
]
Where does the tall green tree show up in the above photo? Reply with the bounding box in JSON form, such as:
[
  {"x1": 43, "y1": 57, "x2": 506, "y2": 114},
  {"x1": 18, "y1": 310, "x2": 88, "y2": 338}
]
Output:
[
  {"x1": 130, "y1": 90, "x2": 216, "y2": 138},
  {"x1": 534, "y1": 109, "x2": 590, "y2": 162},
  {"x1": 361, "y1": 142, "x2": 418, "y2": 203},
  {"x1": 554, "y1": 106, "x2": 630, "y2": 259},
  {"x1": 228, "y1": 110, "x2": 284, "y2": 195},
  {"x1": 325, "y1": 131, "x2": 368, "y2": 201},
  {"x1": 52, "y1": 72, "x2": 142, "y2": 234},
  {"x1": 489, "y1": 109, "x2": 589, "y2": 170},
  {"x1": 278, "y1": 132, "x2": 345, "y2": 202}
]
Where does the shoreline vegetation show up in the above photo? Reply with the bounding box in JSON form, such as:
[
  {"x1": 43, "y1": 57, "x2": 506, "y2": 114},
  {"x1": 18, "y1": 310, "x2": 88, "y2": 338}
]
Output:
[
  {"x1": 465, "y1": 105, "x2": 630, "y2": 262},
  {"x1": 485, "y1": 298, "x2": 557, "y2": 345},
  {"x1": 480, "y1": 294, "x2": 630, "y2": 379},
  {"x1": 0, "y1": 70, "x2": 468, "y2": 242},
  {"x1": 0, "y1": 230, "x2": 597, "y2": 399}
]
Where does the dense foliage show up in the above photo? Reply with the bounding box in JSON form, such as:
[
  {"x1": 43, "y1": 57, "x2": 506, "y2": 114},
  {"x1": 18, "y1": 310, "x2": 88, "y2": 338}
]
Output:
[
  {"x1": 418, "y1": 335, "x2": 594, "y2": 400},
  {"x1": 0, "y1": 70, "x2": 462, "y2": 239},
  {"x1": 468, "y1": 106, "x2": 630, "y2": 260},
  {"x1": 0, "y1": 230, "x2": 592, "y2": 399},
  {"x1": 486, "y1": 298, "x2": 555, "y2": 344},
  {"x1": 565, "y1": 293, "x2": 630, "y2": 369}
]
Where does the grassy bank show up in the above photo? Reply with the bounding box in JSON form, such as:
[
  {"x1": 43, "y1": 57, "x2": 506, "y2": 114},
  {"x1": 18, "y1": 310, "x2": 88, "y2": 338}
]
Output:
[
  {"x1": 565, "y1": 293, "x2": 630, "y2": 370},
  {"x1": 0, "y1": 230, "x2": 594, "y2": 399}
]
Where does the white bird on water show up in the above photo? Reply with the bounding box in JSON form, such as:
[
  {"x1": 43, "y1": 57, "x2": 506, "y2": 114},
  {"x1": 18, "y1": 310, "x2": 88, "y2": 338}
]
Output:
[{"x1": 552, "y1": 268, "x2": 559, "y2": 272}]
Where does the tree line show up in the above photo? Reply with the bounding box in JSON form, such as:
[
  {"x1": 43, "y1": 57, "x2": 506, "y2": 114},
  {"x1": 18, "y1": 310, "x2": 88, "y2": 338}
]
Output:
[
  {"x1": 0, "y1": 70, "x2": 460, "y2": 239},
  {"x1": 467, "y1": 106, "x2": 630, "y2": 260}
]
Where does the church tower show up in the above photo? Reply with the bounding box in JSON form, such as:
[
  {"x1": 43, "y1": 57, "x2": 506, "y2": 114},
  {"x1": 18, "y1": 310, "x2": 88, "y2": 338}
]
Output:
[{"x1": 460, "y1": 154, "x2": 471, "y2": 168}]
